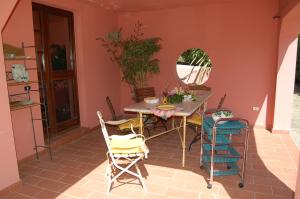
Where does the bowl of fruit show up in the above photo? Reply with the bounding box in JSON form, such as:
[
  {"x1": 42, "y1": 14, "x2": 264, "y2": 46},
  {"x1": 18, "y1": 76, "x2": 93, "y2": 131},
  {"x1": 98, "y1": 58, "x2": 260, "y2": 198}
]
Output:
[{"x1": 212, "y1": 110, "x2": 233, "y2": 124}]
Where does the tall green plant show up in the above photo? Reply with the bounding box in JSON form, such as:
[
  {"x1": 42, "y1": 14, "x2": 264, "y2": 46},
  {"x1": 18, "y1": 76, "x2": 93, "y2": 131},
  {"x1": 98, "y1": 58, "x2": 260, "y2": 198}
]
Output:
[{"x1": 100, "y1": 22, "x2": 161, "y2": 89}]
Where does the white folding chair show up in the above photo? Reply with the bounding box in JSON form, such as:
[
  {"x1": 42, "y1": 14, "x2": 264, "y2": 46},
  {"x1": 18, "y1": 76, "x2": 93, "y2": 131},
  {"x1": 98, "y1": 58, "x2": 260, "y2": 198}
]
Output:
[{"x1": 97, "y1": 111, "x2": 149, "y2": 193}]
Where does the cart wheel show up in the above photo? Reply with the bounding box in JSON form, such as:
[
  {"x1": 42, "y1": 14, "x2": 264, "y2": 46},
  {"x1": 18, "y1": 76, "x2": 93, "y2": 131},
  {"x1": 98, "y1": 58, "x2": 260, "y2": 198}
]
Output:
[
  {"x1": 207, "y1": 184, "x2": 212, "y2": 189},
  {"x1": 238, "y1": 182, "x2": 244, "y2": 188}
]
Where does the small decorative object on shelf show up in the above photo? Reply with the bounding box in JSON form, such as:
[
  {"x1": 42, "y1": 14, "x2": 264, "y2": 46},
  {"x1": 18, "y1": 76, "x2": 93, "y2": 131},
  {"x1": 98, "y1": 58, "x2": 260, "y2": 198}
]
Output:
[
  {"x1": 24, "y1": 85, "x2": 31, "y2": 91},
  {"x1": 10, "y1": 99, "x2": 33, "y2": 108},
  {"x1": 3, "y1": 43, "x2": 25, "y2": 58},
  {"x1": 12, "y1": 64, "x2": 29, "y2": 82},
  {"x1": 6, "y1": 53, "x2": 16, "y2": 59},
  {"x1": 5, "y1": 55, "x2": 33, "y2": 60},
  {"x1": 9, "y1": 85, "x2": 33, "y2": 109}
]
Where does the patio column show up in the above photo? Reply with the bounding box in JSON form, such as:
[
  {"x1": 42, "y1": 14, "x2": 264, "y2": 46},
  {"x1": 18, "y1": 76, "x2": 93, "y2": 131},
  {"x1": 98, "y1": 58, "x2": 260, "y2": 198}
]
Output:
[
  {"x1": 295, "y1": 156, "x2": 300, "y2": 199},
  {"x1": 273, "y1": 4, "x2": 299, "y2": 133}
]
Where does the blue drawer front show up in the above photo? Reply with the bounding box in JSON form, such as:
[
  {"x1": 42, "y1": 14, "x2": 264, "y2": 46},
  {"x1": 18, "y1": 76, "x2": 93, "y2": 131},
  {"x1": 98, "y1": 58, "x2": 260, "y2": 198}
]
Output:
[
  {"x1": 203, "y1": 162, "x2": 240, "y2": 177},
  {"x1": 206, "y1": 135, "x2": 230, "y2": 145},
  {"x1": 203, "y1": 117, "x2": 246, "y2": 135},
  {"x1": 203, "y1": 143, "x2": 229, "y2": 151},
  {"x1": 202, "y1": 146, "x2": 240, "y2": 163}
]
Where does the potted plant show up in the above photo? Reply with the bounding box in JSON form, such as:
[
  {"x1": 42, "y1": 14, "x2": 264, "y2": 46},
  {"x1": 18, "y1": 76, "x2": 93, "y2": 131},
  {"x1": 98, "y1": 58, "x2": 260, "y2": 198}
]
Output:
[{"x1": 99, "y1": 22, "x2": 161, "y2": 101}]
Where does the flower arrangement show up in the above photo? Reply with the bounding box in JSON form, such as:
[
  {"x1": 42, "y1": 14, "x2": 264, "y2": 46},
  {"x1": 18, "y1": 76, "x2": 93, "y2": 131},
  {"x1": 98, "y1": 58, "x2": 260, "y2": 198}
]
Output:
[{"x1": 163, "y1": 86, "x2": 195, "y2": 104}]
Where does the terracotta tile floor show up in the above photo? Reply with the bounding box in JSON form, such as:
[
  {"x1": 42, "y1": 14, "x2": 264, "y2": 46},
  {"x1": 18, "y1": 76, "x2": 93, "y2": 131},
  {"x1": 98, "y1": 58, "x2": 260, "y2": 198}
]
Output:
[{"x1": 2, "y1": 127, "x2": 299, "y2": 199}]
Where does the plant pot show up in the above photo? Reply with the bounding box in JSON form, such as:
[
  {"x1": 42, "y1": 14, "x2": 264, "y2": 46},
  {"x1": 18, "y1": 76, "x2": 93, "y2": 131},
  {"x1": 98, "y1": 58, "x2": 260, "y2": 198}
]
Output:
[{"x1": 134, "y1": 87, "x2": 155, "y2": 102}]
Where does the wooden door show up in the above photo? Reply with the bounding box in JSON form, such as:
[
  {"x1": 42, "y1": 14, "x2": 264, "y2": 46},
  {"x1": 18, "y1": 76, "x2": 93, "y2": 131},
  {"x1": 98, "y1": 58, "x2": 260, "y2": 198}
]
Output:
[{"x1": 32, "y1": 3, "x2": 80, "y2": 134}]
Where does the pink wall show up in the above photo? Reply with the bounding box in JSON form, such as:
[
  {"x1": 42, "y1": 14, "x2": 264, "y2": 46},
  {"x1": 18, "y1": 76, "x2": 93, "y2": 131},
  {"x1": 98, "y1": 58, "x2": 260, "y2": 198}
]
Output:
[
  {"x1": 273, "y1": 3, "x2": 300, "y2": 133},
  {"x1": 118, "y1": 0, "x2": 279, "y2": 127},
  {"x1": 0, "y1": 0, "x2": 20, "y2": 192},
  {"x1": 75, "y1": 2, "x2": 121, "y2": 126}
]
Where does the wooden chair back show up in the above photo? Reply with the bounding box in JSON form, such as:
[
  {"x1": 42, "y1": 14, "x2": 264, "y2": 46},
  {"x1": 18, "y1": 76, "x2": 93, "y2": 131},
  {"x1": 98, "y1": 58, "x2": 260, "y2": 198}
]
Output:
[
  {"x1": 106, "y1": 96, "x2": 117, "y2": 120},
  {"x1": 217, "y1": 94, "x2": 227, "y2": 109},
  {"x1": 135, "y1": 87, "x2": 155, "y2": 102},
  {"x1": 97, "y1": 111, "x2": 112, "y2": 153}
]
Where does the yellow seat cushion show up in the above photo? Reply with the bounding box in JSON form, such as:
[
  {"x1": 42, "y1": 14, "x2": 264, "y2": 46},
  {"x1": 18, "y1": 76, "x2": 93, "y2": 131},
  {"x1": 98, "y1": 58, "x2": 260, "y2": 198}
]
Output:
[
  {"x1": 187, "y1": 114, "x2": 202, "y2": 126},
  {"x1": 111, "y1": 146, "x2": 145, "y2": 154},
  {"x1": 118, "y1": 118, "x2": 141, "y2": 130},
  {"x1": 110, "y1": 138, "x2": 146, "y2": 154}
]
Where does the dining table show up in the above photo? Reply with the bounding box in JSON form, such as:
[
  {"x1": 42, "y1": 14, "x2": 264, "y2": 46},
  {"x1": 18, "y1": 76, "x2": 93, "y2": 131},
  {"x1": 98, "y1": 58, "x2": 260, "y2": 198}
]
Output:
[{"x1": 123, "y1": 90, "x2": 212, "y2": 167}]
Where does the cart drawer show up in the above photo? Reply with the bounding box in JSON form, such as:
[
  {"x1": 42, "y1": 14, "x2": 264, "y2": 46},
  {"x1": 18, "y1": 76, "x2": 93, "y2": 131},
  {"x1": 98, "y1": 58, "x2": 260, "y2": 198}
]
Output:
[
  {"x1": 203, "y1": 162, "x2": 240, "y2": 177},
  {"x1": 202, "y1": 146, "x2": 241, "y2": 163}
]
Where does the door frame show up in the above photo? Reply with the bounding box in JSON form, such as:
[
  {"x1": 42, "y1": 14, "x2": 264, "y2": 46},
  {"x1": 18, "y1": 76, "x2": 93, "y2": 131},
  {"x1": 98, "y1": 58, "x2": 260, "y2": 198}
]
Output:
[{"x1": 32, "y1": 3, "x2": 80, "y2": 133}]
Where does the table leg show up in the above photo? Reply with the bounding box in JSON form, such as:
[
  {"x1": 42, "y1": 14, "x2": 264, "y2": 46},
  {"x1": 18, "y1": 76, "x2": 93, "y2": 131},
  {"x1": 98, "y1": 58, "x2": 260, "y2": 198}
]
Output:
[
  {"x1": 182, "y1": 116, "x2": 186, "y2": 167},
  {"x1": 203, "y1": 101, "x2": 208, "y2": 112},
  {"x1": 139, "y1": 112, "x2": 143, "y2": 135},
  {"x1": 172, "y1": 117, "x2": 175, "y2": 129}
]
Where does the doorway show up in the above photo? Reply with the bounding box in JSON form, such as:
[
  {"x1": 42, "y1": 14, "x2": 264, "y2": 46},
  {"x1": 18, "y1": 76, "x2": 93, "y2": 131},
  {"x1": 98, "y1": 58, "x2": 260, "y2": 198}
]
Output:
[{"x1": 32, "y1": 3, "x2": 80, "y2": 135}]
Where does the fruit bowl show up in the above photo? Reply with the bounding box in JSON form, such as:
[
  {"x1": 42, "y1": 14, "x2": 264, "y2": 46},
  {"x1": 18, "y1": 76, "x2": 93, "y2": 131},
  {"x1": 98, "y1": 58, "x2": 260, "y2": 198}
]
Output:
[
  {"x1": 156, "y1": 104, "x2": 176, "y2": 111},
  {"x1": 212, "y1": 111, "x2": 233, "y2": 124}
]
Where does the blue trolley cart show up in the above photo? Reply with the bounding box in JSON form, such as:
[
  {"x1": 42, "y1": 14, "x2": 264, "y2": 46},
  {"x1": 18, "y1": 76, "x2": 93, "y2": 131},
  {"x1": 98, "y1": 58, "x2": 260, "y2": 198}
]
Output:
[{"x1": 200, "y1": 110, "x2": 250, "y2": 189}]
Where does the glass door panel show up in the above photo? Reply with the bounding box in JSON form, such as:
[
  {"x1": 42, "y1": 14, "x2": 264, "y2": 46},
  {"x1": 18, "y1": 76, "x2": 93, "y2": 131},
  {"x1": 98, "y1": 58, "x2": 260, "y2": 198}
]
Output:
[
  {"x1": 46, "y1": 12, "x2": 78, "y2": 129},
  {"x1": 46, "y1": 14, "x2": 72, "y2": 71},
  {"x1": 53, "y1": 79, "x2": 76, "y2": 123}
]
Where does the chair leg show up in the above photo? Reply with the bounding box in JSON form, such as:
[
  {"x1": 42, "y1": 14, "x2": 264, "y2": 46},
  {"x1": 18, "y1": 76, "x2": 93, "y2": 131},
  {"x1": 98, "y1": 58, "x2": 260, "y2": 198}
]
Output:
[
  {"x1": 106, "y1": 171, "x2": 112, "y2": 194},
  {"x1": 109, "y1": 156, "x2": 148, "y2": 192},
  {"x1": 188, "y1": 134, "x2": 201, "y2": 151},
  {"x1": 135, "y1": 163, "x2": 147, "y2": 190},
  {"x1": 145, "y1": 127, "x2": 151, "y2": 137},
  {"x1": 155, "y1": 118, "x2": 168, "y2": 131},
  {"x1": 105, "y1": 165, "x2": 111, "y2": 179},
  {"x1": 161, "y1": 119, "x2": 168, "y2": 131},
  {"x1": 188, "y1": 126, "x2": 201, "y2": 151},
  {"x1": 149, "y1": 117, "x2": 168, "y2": 132},
  {"x1": 111, "y1": 157, "x2": 143, "y2": 183}
]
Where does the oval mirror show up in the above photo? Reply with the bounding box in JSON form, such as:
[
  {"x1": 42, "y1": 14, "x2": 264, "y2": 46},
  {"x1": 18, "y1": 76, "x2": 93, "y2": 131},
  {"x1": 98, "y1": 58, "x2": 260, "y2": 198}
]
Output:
[{"x1": 176, "y1": 48, "x2": 212, "y2": 85}]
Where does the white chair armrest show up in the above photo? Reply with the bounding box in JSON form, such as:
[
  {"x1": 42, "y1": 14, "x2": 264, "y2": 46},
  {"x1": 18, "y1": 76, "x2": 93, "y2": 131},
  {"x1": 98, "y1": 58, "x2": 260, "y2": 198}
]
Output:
[
  {"x1": 109, "y1": 134, "x2": 137, "y2": 140},
  {"x1": 106, "y1": 119, "x2": 129, "y2": 125}
]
